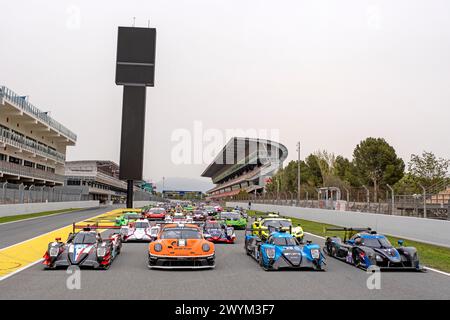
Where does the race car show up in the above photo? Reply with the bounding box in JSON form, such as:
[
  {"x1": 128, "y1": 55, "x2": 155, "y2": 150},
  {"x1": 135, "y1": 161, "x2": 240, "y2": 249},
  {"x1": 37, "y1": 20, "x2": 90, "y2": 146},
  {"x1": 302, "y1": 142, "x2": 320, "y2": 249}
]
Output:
[
  {"x1": 115, "y1": 212, "x2": 142, "y2": 226},
  {"x1": 245, "y1": 228, "x2": 325, "y2": 271},
  {"x1": 218, "y1": 211, "x2": 247, "y2": 230},
  {"x1": 43, "y1": 223, "x2": 122, "y2": 270},
  {"x1": 121, "y1": 219, "x2": 153, "y2": 242},
  {"x1": 143, "y1": 207, "x2": 167, "y2": 220},
  {"x1": 324, "y1": 227, "x2": 423, "y2": 271},
  {"x1": 203, "y1": 220, "x2": 236, "y2": 243},
  {"x1": 192, "y1": 210, "x2": 208, "y2": 221},
  {"x1": 252, "y1": 214, "x2": 304, "y2": 242},
  {"x1": 204, "y1": 206, "x2": 216, "y2": 216},
  {"x1": 233, "y1": 208, "x2": 248, "y2": 219},
  {"x1": 148, "y1": 223, "x2": 215, "y2": 269}
]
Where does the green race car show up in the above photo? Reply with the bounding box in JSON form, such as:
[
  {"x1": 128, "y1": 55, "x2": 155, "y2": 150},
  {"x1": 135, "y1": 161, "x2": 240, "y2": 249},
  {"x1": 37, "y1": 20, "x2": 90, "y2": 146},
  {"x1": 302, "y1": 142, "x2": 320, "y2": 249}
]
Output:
[
  {"x1": 218, "y1": 211, "x2": 248, "y2": 230},
  {"x1": 115, "y1": 212, "x2": 142, "y2": 226}
]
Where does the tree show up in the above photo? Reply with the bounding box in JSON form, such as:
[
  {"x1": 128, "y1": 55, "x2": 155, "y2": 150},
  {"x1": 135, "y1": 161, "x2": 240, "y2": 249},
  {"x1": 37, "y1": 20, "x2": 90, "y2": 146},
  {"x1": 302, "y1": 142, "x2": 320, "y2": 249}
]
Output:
[
  {"x1": 304, "y1": 154, "x2": 323, "y2": 186},
  {"x1": 393, "y1": 173, "x2": 421, "y2": 195},
  {"x1": 353, "y1": 137, "x2": 405, "y2": 202},
  {"x1": 408, "y1": 151, "x2": 449, "y2": 189},
  {"x1": 334, "y1": 156, "x2": 361, "y2": 187}
]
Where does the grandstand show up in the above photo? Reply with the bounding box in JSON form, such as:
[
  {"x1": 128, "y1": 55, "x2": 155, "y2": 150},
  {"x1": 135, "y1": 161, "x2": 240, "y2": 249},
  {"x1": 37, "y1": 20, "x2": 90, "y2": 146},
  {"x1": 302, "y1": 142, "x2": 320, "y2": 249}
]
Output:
[
  {"x1": 201, "y1": 137, "x2": 288, "y2": 200},
  {"x1": 0, "y1": 85, "x2": 76, "y2": 186}
]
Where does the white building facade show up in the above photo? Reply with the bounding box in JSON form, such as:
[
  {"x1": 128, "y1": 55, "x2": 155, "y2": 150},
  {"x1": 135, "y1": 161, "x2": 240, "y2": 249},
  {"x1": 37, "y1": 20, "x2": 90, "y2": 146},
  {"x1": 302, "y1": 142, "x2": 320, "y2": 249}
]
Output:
[{"x1": 0, "y1": 85, "x2": 76, "y2": 186}]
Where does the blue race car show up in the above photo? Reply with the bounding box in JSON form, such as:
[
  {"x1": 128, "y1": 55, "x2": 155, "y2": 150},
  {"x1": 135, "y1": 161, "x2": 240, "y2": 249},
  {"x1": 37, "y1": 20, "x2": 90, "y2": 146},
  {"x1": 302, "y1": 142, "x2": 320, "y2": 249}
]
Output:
[
  {"x1": 324, "y1": 227, "x2": 423, "y2": 271},
  {"x1": 244, "y1": 228, "x2": 326, "y2": 271}
]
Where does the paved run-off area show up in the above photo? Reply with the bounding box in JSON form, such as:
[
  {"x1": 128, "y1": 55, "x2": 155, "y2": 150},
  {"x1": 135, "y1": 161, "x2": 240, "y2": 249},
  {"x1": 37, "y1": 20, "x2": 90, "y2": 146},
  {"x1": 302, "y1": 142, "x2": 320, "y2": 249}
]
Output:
[{"x1": 1, "y1": 221, "x2": 450, "y2": 299}]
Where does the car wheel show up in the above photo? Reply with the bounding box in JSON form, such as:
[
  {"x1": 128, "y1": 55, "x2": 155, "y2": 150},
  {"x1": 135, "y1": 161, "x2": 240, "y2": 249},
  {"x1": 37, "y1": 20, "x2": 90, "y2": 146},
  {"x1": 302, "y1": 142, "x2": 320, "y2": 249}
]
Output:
[{"x1": 258, "y1": 250, "x2": 269, "y2": 271}]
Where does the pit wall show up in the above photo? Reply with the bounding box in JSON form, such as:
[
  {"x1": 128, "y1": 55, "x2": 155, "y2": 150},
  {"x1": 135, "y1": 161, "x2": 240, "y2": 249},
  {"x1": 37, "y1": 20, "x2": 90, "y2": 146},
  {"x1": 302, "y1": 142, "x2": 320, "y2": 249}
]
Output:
[{"x1": 227, "y1": 202, "x2": 450, "y2": 248}]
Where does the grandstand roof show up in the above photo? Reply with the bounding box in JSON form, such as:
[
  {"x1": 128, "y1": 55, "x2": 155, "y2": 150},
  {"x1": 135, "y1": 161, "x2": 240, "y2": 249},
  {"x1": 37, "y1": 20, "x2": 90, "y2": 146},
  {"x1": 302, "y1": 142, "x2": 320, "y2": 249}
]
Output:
[{"x1": 201, "y1": 137, "x2": 288, "y2": 180}]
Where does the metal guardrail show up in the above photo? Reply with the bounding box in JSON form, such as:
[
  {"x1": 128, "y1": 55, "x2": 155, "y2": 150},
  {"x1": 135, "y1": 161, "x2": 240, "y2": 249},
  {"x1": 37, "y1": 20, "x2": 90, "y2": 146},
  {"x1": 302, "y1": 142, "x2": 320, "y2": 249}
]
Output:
[
  {"x1": 0, "y1": 161, "x2": 64, "y2": 183},
  {"x1": 0, "y1": 127, "x2": 65, "y2": 162},
  {"x1": 0, "y1": 85, "x2": 77, "y2": 142}
]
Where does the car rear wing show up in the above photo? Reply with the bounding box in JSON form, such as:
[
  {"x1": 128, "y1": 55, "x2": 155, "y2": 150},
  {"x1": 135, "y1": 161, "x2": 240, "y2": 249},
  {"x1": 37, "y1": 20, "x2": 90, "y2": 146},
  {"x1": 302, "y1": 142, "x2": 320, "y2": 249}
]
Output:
[
  {"x1": 245, "y1": 225, "x2": 292, "y2": 237},
  {"x1": 73, "y1": 221, "x2": 122, "y2": 233},
  {"x1": 324, "y1": 227, "x2": 373, "y2": 241}
]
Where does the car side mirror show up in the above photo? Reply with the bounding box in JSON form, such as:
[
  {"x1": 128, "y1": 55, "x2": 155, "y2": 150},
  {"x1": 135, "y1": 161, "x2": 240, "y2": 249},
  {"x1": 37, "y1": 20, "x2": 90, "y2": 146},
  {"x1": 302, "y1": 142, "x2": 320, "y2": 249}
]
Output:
[{"x1": 398, "y1": 240, "x2": 404, "y2": 246}]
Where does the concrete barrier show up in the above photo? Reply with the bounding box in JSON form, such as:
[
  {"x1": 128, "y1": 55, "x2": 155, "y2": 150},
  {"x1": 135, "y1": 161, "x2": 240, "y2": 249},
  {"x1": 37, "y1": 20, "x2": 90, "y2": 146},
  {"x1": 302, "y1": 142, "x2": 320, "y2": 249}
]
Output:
[
  {"x1": 227, "y1": 202, "x2": 450, "y2": 248},
  {"x1": 0, "y1": 201, "x2": 100, "y2": 218}
]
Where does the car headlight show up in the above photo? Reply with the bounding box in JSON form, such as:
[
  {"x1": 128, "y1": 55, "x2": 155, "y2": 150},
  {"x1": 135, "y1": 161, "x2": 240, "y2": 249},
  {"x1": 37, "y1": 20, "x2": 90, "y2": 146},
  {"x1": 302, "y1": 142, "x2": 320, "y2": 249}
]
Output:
[
  {"x1": 97, "y1": 247, "x2": 107, "y2": 257},
  {"x1": 311, "y1": 249, "x2": 320, "y2": 259},
  {"x1": 49, "y1": 246, "x2": 59, "y2": 257},
  {"x1": 375, "y1": 255, "x2": 384, "y2": 262},
  {"x1": 154, "y1": 243, "x2": 163, "y2": 252},
  {"x1": 266, "y1": 247, "x2": 276, "y2": 259},
  {"x1": 202, "y1": 243, "x2": 210, "y2": 252}
]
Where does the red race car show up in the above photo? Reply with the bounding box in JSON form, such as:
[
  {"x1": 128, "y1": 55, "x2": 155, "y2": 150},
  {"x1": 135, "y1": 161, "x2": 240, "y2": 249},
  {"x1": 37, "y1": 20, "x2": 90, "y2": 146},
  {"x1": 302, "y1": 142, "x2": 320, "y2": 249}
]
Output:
[{"x1": 144, "y1": 207, "x2": 167, "y2": 220}]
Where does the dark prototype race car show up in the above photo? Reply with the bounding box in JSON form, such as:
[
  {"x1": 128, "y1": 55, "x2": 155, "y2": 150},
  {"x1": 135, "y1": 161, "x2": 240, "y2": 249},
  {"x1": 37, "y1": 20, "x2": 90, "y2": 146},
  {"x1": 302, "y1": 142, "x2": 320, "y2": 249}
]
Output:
[
  {"x1": 324, "y1": 227, "x2": 423, "y2": 271},
  {"x1": 43, "y1": 223, "x2": 122, "y2": 270}
]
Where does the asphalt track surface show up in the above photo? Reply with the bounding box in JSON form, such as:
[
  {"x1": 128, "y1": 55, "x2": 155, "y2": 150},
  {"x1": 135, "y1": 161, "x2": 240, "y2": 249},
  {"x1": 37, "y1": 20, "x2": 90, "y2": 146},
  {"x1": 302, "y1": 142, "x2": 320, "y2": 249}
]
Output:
[
  {"x1": 1, "y1": 213, "x2": 450, "y2": 299},
  {"x1": 0, "y1": 206, "x2": 118, "y2": 249}
]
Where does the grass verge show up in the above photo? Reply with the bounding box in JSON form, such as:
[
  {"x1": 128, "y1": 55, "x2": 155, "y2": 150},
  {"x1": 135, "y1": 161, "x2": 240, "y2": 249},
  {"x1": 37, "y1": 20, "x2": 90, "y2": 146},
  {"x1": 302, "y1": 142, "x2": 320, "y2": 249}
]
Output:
[
  {"x1": 246, "y1": 209, "x2": 450, "y2": 273},
  {"x1": 0, "y1": 208, "x2": 80, "y2": 224}
]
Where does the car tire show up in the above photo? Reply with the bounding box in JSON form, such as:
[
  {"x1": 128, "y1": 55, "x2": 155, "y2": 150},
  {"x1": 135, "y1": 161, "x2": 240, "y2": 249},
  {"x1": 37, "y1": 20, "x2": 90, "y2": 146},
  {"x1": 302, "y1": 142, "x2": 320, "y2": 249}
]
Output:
[{"x1": 258, "y1": 249, "x2": 269, "y2": 271}]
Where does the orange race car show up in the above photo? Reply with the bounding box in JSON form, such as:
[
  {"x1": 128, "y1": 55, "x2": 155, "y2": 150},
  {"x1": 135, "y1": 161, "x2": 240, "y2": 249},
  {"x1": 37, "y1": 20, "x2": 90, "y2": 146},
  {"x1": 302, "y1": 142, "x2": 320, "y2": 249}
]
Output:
[{"x1": 148, "y1": 223, "x2": 215, "y2": 269}]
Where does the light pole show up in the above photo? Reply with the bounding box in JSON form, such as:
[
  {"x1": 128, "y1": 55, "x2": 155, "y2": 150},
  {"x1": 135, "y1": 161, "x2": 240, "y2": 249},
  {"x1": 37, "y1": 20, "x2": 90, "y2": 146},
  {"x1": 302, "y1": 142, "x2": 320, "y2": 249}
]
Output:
[
  {"x1": 297, "y1": 141, "x2": 301, "y2": 204},
  {"x1": 162, "y1": 176, "x2": 165, "y2": 199}
]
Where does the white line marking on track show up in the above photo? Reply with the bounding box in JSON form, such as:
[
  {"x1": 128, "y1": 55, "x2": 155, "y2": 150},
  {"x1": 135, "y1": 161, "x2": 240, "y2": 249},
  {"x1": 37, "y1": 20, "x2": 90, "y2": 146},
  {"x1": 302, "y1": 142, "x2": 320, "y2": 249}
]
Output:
[
  {"x1": 424, "y1": 266, "x2": 450, "y2": 277},
  {"x1": 0, "y1": 225, "x2": 71, "y2": 251},
  {"x1": 0, "y1": 259, "x2": 43, "y2": 282}
]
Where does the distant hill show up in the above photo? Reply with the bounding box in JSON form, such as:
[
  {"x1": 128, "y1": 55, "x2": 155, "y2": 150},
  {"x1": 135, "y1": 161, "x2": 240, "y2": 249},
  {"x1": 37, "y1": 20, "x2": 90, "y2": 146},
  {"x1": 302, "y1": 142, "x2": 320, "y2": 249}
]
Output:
[{"x1": 154, "y1": 177, "x2": 214, "y2": 193}]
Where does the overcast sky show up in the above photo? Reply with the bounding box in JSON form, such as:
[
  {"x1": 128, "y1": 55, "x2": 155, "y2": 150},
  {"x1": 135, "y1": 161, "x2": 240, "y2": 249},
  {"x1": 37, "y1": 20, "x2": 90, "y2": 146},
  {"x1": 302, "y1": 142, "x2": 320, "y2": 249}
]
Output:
[{"x1": 1, "y1": 0, "x2": 449, "y2": 184}]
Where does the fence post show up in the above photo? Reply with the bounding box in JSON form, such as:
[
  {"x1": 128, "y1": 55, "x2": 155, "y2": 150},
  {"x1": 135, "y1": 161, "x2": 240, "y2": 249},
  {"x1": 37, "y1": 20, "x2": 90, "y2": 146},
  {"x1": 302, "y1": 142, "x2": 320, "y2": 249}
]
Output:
[
  {"x1": 386, "y1": 184, "x2": 394, "y2": 215},
  {"x1": 2, "y1": 182, "x2": 7, "y2": 204},
  {"x1": 419, "y1": 183, "x2": 427, "y2": 219},
  {"x1": 19, "y1": 183, "x2": 25, "y2": 204},
  {"x1": 362, "y1": 185, "x2": 370, "y2": 204}
]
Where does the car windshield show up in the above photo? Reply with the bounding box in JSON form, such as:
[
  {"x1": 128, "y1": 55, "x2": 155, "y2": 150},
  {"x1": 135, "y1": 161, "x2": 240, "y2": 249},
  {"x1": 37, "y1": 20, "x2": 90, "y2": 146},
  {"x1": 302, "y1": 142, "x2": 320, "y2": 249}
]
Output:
[
  {"x1": 150, "y1": 208, "x2": 164, "y2": 214},
  {"x1": 272, "y1": 237, "x2": 298, "y2": 246},
  {"x1": 161, "y1": 228, "x2": 201, "y2": 239},
  {"x1": 221, "y1": 213, "x2": 240, "y2": 219},
  {"x1": 135, "y1": 222, "x2": 149, "y2": 229},
  {"x1": 361, "y1": 237, "x2": 392, "y2": 248},
  {"x1": 73, "y1": 233, "x2": 97, "y2": 244},
  {"x1": 263, "y1": 220, "x2": 292, "y2": 228}
]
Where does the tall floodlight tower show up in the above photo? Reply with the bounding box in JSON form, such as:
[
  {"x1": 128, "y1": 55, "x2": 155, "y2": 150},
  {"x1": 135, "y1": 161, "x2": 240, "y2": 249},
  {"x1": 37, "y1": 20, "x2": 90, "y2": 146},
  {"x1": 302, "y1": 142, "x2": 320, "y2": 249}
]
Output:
[{"x1": 115, "y1": 26, "x2": 157, "y2": 208}]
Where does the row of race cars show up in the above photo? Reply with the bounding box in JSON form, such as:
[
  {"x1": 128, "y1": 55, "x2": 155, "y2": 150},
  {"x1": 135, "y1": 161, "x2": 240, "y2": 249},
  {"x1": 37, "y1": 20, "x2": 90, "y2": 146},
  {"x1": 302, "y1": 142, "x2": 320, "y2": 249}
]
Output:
[{"x1": 43, "y1": 202, "x2": 424, "y2": 272}]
